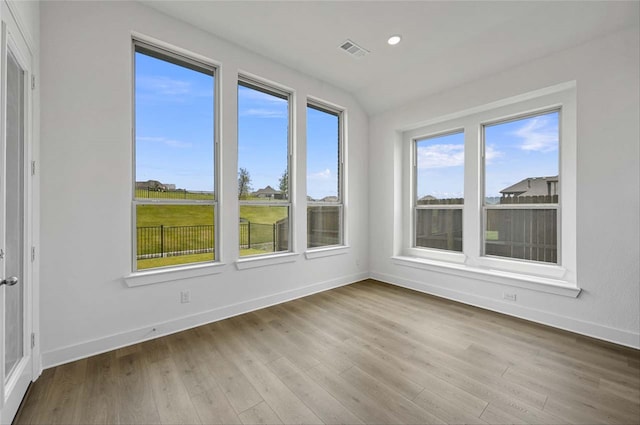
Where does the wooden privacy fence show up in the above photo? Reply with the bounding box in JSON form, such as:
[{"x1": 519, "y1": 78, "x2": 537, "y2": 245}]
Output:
[
  {"x1": 307, "y1": 206, "x2": 340, "y2": 248},
  {"x1": 486, "y1": 194, "x2": 558, "y2": 263},
  {"x1": 415, "y1": 195, "x2": 558, "y2": 263}
]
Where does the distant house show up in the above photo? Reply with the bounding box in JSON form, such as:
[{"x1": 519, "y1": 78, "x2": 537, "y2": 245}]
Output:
[
  {"x1": 136, "y1": 179, "x2": 166, "y2": 191},
  {"x1": 500, "y1": 176, "x2": 558, "y2": 198},
  {"x1": 418, "y1": 195, "x2": 437, "y2": 202},
  {"x1": 320, "y1": 196, "x2": 339, "y2": 203},
  {"x1": 253, "y1": 185, "x2": 283, "y2": 199}
]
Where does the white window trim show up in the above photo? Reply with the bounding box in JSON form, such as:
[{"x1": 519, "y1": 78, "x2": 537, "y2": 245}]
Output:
[
  {"x1": 131, "y1": 37, "x2": 221, "y2": 275},
  {"x1": 124, "y1": 262, "x2": 226, "y2": 287},
  {"x1": 401, "y1": 82, "x2": 578, "y2": 294},
  {"x1": 236, "y1": 252, "x2": 299, "y2": 270},
  {"x1": 236, "y1": 75, "x2": 295, "y2": 261},
  {"x1": 305, "y1": 98, "x2": 347, "y2": 252},
  {"x1": 305, "y1": 245, "x2": 350, "y2": 260}
]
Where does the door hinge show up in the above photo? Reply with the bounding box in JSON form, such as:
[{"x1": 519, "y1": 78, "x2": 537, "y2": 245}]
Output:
[
  {"x1": 31, "y1": 160, "x2": 36, "y2": 176},
  {"x1": 31, "y1": 75, "x2": 36, "y2": 90},
  {"x1": 31, "y1": 246, "x2": 36, "y2": 262},
  {"x1": 31, "y1": 333, "x2": 35, "y2": 349}
]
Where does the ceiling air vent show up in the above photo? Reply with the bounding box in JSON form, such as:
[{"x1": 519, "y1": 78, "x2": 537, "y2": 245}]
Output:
[{"x1": 339, "y1": 39, "x2": 369, "y2": 58}]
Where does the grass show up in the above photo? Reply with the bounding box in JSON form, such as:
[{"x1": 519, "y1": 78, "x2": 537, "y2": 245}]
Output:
[
  {"x1": 135, "y1": 192, "x2": 289, "y2": 269},
  {"x1": 138, "y1": 253, "x2": 214, "y2": 270}
]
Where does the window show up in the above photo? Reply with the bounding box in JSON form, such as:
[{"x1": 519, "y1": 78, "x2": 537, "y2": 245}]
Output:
[
  {"x1": 483, "y1": 110, "x2": 559, "y2": 263},
  {"x1": 307, "y1": 101, "x2": 344, "y2": 248},
  {"x1": 413, "y1": 131, "x2": 464, "y2": 252},
  {"x1": 238, "y1": 78, "x2": 291, "y2": 257},
  {"x1": 133, "y1": 41, "x2": 217, "y2": 271},
  {"x1": 402, "y1": 84, "x2": 577, "y2": 288}
]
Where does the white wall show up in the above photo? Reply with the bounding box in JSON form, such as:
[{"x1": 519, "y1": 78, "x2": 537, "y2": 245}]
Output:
[
  {"x1": 39, "y1": 1, "x2": 368, "y2": 367},
  {"x1": 369, "y1": 26, "x2": 640, "y2": 348}
]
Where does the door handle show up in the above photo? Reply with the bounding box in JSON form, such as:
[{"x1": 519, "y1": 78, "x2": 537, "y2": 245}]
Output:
[{"x1": 1, "y1": 276, "x2": 18, "y2": 286}]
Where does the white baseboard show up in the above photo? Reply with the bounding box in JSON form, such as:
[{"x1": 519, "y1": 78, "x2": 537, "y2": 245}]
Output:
[
  {"x1": 370, "y1": 271, "x2": 640, "y2": 350},
  {"x1": 42, "y1": 272, "x2": 368, "y2": 368}
]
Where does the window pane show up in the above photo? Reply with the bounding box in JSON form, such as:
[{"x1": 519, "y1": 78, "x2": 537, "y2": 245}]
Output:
[
  {"x1": 485, "y1": 209, "x2": 557, "y2": 263},
  {"x1": 415, "y1": 209, "x2": 463, "y2": 251},
  {"x1": 307, "y1": 106, "x2": 339, "y2": 202},
  {"x1": 136, "y1": 204, "x2": 215, "y2": 269},
  {"x1": 416, "y1": 132, "x2": 464, "y2": 205},
  {"x1": 239, "y1": 205, "x2": 289, "y2": 256},
  {"x1": 308, "y1": 205, "x2": 341, "y2": 248},
  {"x1": 484, "y1": 111, "x2": 559, "y2": 205},
  {"x1": 238, "y1": 83, "x2": 289, "y2": 200},
  {"x1": 135, "y1": 48, "x2": 214, "y2": 200}
]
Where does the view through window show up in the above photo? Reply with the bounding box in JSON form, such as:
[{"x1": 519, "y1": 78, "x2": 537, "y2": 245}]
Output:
[
  {"x1": 483, "y1": 110, "x2": 560, "y2": 263},
  {"x1": 414, "y1": 131, "x2": 464, "y2": 252},
  {"x1": 307, "y1": 103, "x2": 343, "y2": 248},
  {"x1": 238, "y1": 79, "x2": 291, "y2": 257},
  {"x1": 133, "y1": 42, "x2": 216, "y2": 270}
]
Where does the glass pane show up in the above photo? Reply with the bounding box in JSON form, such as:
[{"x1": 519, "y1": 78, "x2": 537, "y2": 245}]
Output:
[
  {"x1": 484, "y1": 111, "x2": 559, "y2": 205},
  {"x1": 136, "y1": 205, "x2": 215, "y2": 270},
  {"x1": 239, "y1": 205, "x2": 289, "y2": 256},
  {"x1": 307, "y1": 206, "x2": 341, "y2": 248},
  {"x1": 5, "y1": 51, "x2": 25, "y2": 379},
  {"x1": 415, "y1": 209, "x2": 463, "y2": 252},
  {"x1": 416, "y1": 132, "x2": 464, "y2": 205},
  {"x1": 307, "y1": 105, "x2": 339, "y2": 202},
  {"x1": 485, "y1": 209, "x2": 557, "y2": 263},
  {"x1": 135, "y1": 48, "x2": 214, "y2": 200},
  {"x1": 238, "y1": 83, "x2": 289, "y2": 200}
]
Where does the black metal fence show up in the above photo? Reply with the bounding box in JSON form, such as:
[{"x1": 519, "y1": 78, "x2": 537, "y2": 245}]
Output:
[
  {"x1": 137, "y1": 225, "x2": 215, "y2": 259},
  {"x1": 135, "y1": 188, "x2": 214, "y2": 200},
  {"x1": 137, "y1": 219, "x2": 290, "y2": 259}
]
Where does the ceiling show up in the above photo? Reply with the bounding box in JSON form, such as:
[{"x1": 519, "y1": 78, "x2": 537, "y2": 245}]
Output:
[{"x1": 142, "y1": 1, "x2": 640, "y2": 116}]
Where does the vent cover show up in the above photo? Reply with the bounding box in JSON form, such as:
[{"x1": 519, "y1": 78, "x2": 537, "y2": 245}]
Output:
[{"x1": 339, "y1": 39, "x2": 369, "y2": 58}]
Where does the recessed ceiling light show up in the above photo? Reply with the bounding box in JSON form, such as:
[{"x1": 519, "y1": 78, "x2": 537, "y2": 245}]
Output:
[{"x1": 387, "y1": 35, "x2": 402, "y2": 46}]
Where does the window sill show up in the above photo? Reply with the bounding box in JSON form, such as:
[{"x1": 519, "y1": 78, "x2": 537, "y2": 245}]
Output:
[
  {"x1": 391, "y1": 255, "x2": 580, "y2": 298},
  {"x1": 305, "y1": 246, "x2": 349, "y2": 259},
  {"x1": 235, "y1": 252, "x2": 299, "y2": 270},
  {"x1": 124, "y1": 262, "x2": 226, "y2": 287}
]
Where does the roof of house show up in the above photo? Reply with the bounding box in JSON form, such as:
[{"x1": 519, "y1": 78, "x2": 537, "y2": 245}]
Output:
[
  {"x1": 253, "y1": 185, "x2": 280, "y2": 195},
  {"x1": 500, "y1": 176, "x2": 559, "y2": 197}
]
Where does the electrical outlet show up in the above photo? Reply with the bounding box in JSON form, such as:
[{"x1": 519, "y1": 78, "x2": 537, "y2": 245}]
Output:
[
  {"x1": 503, "y1": 292, "x2": 517, "y2": 302},
  {"x1": 180, "y1": 290, "x2": 191, "y2": 304}
]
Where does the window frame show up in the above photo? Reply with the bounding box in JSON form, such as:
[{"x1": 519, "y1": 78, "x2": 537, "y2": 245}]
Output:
[
  {"x1": 237, "y1": 76, "x2": 293, "y2": 257},
  {"x1": 306, "y1": 99, "x2": 345, "y2": 250},
  {"x1": 131, "y1": 39, "x2": 220, "y2": 272},
  {"x1": 401, "y1": 83, "x2": 577, "y2": 290}
]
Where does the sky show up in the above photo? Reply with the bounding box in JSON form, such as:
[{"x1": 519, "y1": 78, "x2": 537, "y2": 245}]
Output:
[
  {"x1": 135, "y1": 51, "x2": 215, "y2": 192},
  {"x1": 136, "y1": 50, "x2": 339, "y2": 200},
  {"x1": 416, "y1": 111, "x2": 559, "y2": 200},
  {"x1": 136, "y1": 50, "x2": 557, "y2": 202}
]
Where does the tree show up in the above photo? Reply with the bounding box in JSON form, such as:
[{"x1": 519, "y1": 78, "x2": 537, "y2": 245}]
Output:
[
  {"x1": 279, "y1": 169, "x2": 288, "y2": 196},
  {"x1": 238, "y1": 167, "x2": 252, "y2": 199}
]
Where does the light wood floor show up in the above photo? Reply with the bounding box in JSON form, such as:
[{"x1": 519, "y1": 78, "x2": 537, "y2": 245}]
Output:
[{"x1": 15, "y1": 280, "x2": 640, "y2": 424}]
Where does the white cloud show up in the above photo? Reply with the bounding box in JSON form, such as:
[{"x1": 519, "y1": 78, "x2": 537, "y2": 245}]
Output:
[
  {"x1": 137, "y1": 136, "x2": 192, "y2": 149},
  {"x1": 485, "y1": 145, "x2": 503, "y2": 163},
  {"x1": 417, "y1": 144, "x2": 464, "y2": 169},
  {"x1": 137, "y1": 76, "x2": 192, "y2": 96},
  {"x1": 240, "y1": 108, "x2": 287, "y2": 118},
  {"x1": 308, "y1": 169, "x2": 331, "y2": 180},
  {"x1": 514, "y1": 116, "x2": 558, "y2": 152}
]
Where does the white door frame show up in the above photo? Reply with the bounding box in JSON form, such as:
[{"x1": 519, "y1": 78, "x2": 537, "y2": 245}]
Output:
[{"x1": 0, "y1": 1, "x2": 36, "y2": 423}]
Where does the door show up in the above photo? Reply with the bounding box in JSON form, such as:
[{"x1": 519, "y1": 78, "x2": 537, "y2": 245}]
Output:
[{"x1": 0, "y1": 4, "x2": 32, "y2": 423}]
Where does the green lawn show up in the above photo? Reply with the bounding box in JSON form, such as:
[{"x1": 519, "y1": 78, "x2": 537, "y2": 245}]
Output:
[{"x1": 135, "y1": 194, "x2": 288, "y2": 269}]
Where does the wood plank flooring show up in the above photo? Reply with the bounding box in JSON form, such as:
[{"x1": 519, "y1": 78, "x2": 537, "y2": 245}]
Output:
[{"x1": 14, "y1": 280, "x2": 640, "y2": 424}]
